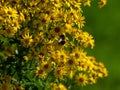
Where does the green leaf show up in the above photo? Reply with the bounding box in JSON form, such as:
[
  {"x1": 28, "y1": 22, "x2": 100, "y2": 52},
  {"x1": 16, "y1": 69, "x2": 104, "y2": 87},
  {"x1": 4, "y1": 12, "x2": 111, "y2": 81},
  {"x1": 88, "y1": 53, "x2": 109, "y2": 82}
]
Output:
[
  {"x1": 74, "y1": 38, "x2": 78, "y2": 46},
  {"x1": 66, "y1": 32, "x2": 73, "y2": 41}
]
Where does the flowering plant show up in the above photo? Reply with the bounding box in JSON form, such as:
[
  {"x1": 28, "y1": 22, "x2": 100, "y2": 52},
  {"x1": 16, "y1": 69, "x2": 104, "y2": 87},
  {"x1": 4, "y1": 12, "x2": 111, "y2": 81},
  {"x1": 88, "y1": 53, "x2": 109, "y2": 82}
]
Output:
[{"x1": 0, "y1": 0, "x2": 107, "y2": 90}]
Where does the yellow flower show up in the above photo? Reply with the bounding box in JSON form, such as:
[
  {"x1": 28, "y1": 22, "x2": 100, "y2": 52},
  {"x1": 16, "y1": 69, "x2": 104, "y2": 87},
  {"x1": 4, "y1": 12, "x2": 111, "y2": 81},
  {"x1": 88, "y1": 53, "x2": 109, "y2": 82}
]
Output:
[
  {"x1": 53, "y1": 25, "x2": 61, "y2": 34},
  {"x1": 88, "y1": 77, "x2": 96, "y2": 84},
  {"x1": 44, "y1": 40, "x2": 54, "y2": 52},
  {"x1": 69, "y1": 70, "x2": 75, "y2": 79},
  {"x1": 58, "y1": 84, "x2": 67, "y2": 90},
  {"x1": 21, "y1": 32, "x2": 33, "y2": 48},
  {"x1": 40, "y1": 13, "x2": 50, "y2": 24},
  {"x1": 96, "y1": 62, "x2": 108, "y2": 77},
  {"x1": 76, "y1": 73, "x2": 88, "y2": 86},
  {"x1": 37, "y1": 54, "x2": 44, "y2": 62},
  {"x1": 57, "y1": 50, "x2": 67, "y2": 65},
  {"x1": 84, "y1": 0, "x2": 91, "y2": 6},
  {"x1": 77, "y1": 31, "x2": 95, "y2": 48},
  {"x1": 77, "y1": 62, "x2": 88, "y2": 72},
  {"x1": 4, "y1": 28, "x2": 16, "y2": 37},
  {"x1": 0, "y1": 16, "x2": 4, "y2": 22},
  {"x1": 50, "y1": 83, "x2": 58, "y2": 90},
  {"x1": 66, "y1": 58, "x2": 76, "y2": 69},
  {"x1": 75, "y1": 13, "x2": 85, "y2": 29},
  {"x1": 51, "y1": 83, "x2": 67, "y2": 90},
  {"x1": 73, "y1": 50, "x2": 82, "y2": 59},
  {"x1": 41, "y1": 61, "x2": 51, "y2": 72},
  {"x1": 101, "y1": 68, "x2": 108, "y2": 77},
  {"x1": 99, "y1": 0, "x2": 107, "y2": 8},
  {"x1": 23, "y1": 56, "x2": 29, "y2": 61},
  {"x1": 19, "y1": 12, "x2": 25, "y2": 22},
  {"x1": 4, "y1": 6, "x2": 18, "y2": 19},
  {"x1": 54, "y1": 67, "x2": 66, "y2": 79},
  {"x1": 12, "y1": 19, "x2": 21, "y2": 30},
  {"x1": 14, "y1": 84, "x2": 25, "y2": 90},
  {"x1": 35, "y1": 67, "x2": 46, "y2": 78},
  {"x1": 64, "y1": 24, "x2": 72, "y2": 31},
  {"x1": 91, "y1": 72, "x2": 98, "y2": 80},
  {"x1": 32, "y1": 32, "x2": 44, "y2": 46},
  {"x1": 50, "y1": 55, "x2": 57, "y2": 62}
]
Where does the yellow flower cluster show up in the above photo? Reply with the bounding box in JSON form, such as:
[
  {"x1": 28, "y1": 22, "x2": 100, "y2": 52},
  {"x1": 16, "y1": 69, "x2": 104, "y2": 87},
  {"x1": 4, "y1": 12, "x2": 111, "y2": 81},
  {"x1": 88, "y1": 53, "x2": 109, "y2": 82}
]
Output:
[
  {"x1": 0, "y1": 1, "x2": 22, "y2": 37},
  {"x1": 0, "y1": 0, "x2": 107, "y2": 89}
]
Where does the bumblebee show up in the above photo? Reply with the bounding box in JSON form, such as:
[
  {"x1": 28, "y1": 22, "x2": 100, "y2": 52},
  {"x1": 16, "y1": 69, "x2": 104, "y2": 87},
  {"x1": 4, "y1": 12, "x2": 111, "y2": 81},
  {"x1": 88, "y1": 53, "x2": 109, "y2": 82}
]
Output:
[
  {"x1": 59, "y1": 35, "x2": 65, "y2": 40},
  {"x1": 58, "y1": 35, "x2": 65, "y2": 45}
]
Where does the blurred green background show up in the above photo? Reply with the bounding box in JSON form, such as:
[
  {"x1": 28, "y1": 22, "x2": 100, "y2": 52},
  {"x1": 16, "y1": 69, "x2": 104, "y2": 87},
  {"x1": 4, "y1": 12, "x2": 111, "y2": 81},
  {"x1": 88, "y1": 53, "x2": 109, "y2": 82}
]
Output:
[{"x1": 77, "y1": 0, "x2": 120, "y2": 90}]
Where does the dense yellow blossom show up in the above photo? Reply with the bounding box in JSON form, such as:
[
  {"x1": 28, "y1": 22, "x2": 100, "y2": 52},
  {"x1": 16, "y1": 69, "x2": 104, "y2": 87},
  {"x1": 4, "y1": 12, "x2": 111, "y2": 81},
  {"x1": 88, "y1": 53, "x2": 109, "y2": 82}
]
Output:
[{"x1": 0, "y1": 0, "x2": 107, "y2": 89}]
